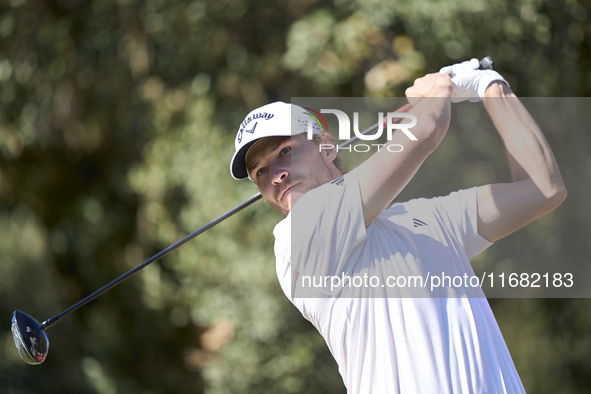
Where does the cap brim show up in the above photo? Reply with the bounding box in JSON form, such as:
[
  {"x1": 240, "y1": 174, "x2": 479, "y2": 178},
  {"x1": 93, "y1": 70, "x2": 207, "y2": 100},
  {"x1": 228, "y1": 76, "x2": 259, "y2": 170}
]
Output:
[{"x1": 230, "y1": 139, "x2": 259, "y2": 180}]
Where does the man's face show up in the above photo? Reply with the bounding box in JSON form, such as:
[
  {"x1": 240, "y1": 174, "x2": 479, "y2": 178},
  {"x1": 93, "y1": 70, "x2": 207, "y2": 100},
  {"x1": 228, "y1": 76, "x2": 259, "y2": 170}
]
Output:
[{"x1": 245, "y1": 134, "x2": 335, "y2": 216}]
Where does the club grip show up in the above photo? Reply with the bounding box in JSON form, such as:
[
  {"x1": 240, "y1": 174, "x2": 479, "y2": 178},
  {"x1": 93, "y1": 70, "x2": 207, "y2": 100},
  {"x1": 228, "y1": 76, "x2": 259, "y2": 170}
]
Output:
[{"x1": 479, "y1": 56, "x2": 495, "y2": 70}]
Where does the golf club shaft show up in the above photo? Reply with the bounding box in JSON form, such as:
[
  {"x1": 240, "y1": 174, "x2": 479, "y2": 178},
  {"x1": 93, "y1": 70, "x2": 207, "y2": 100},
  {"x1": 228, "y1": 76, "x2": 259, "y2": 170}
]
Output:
[
  {"x1": 41, "y1": 193, "x2": 263, "y2": 329},
  {"x1": 40, "y1": 55, "x2": 494, "y2": 330}
]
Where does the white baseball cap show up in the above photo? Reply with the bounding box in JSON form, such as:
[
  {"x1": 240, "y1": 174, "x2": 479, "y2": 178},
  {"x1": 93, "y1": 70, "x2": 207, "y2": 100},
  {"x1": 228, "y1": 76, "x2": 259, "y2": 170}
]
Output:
[{"x1": 230, "y1": 101, "x2": 322, "y2": 180}]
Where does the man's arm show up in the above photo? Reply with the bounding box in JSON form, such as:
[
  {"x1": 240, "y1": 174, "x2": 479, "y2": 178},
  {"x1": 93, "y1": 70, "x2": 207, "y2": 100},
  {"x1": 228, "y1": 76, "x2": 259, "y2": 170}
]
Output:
[
  {"x1": 357, "y1": 73, "x2": 452, "y2": 226},
  {"x1": 476, "y1": 82, "x2": 567, "y2": 242}
]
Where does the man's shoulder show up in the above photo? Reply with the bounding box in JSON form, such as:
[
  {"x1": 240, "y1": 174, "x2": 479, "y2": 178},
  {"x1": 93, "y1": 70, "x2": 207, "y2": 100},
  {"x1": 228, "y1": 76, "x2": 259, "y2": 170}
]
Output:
[
  {"x1": 274, "y1": 168, "x2": 366, "y2": 245},
  {"x1": 290, "y1": 169, "x2": 359, "y2": 215},
  {"x1": 273, "y1": 213, "x2": 291, "y2": 263},
  {"x1": 273, "y1": 212, "x2": 290, "y2": 238},
  {"x1": 310, "y1": 169, "x2": 357, "y2": 195}
]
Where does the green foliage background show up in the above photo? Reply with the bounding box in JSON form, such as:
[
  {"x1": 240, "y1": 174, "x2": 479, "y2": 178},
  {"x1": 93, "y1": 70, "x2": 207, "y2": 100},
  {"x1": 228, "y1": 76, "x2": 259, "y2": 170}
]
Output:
[{"x1": 0, "y1": 0, "x2": 590, "y2": 392}]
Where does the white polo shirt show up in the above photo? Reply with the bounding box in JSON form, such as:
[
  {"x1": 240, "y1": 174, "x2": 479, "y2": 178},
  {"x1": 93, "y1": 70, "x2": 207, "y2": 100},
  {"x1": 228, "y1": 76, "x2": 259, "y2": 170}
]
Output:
[{"x1": 273, "y1": 169, "x2": 525, "y2": 394}]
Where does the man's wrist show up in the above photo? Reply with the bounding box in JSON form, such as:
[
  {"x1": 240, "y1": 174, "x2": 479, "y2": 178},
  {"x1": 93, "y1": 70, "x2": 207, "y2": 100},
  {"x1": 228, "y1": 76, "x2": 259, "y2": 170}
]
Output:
[{"x1": 484, "y1": 81, "x2": 512, "y2": 98}]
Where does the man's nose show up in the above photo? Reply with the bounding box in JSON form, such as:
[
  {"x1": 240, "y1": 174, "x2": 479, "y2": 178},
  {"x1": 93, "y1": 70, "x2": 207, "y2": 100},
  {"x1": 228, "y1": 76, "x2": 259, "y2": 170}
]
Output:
[{"x1": 271, "y1": 163, "x2": 289, "y2": 184}]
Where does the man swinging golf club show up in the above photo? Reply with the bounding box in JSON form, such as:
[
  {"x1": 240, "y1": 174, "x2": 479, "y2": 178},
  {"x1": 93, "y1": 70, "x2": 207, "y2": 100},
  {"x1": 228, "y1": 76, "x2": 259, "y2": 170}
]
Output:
[{"x1": 230, "y1": 59, "x2": 567, "y2": 393}]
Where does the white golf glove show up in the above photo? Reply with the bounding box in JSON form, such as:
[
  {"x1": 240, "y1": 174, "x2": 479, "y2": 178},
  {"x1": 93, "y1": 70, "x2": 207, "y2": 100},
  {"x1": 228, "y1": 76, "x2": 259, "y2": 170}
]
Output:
[{"x1": 439, "y1": 58, "x2": 509, "y2": 103}]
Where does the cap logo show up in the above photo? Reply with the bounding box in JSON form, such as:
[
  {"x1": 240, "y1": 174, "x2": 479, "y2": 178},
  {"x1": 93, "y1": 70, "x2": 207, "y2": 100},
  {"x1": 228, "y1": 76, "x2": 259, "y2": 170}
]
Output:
[
  {"x1": 304, "y1": 107, "x2": 328, "y2": 132},
  {"x1": 237, "y1": 111, "x2": 275, "y2": 143}
]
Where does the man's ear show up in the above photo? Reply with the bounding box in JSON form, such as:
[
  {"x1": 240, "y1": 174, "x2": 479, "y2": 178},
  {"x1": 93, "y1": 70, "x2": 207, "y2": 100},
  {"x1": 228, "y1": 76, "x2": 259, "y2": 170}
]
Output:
[{"x1": 319, "y1": 133, "x2": 338, "y2": 163}]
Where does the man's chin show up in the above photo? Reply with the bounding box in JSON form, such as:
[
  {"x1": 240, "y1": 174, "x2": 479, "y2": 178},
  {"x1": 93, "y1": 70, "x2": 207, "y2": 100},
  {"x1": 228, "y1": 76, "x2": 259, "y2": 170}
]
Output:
[
  {"x1": 282, "y1": 192, "x2": 294, "y2": 216},
  {"x1": 272, "y1": 188, "x2": 308, "y2": 216},
  {"x1": 277, "y1": 191, "x2": 301, "y2": 217}
]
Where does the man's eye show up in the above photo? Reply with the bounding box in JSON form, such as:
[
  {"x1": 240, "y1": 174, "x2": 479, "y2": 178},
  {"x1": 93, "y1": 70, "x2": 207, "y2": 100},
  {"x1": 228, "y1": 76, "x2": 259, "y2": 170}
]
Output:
[
  {"x1": 280, "y1": 147, "x2": 291, "y2": 156},
  {"x1": 256, "y1": 167, "x2": 267, "y2": 177}
]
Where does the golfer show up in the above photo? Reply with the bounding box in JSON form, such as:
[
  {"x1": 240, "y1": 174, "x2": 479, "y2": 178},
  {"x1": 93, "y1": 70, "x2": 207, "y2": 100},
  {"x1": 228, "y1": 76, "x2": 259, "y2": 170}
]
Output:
[{"x1": 230, "y1": 60, "x2": 566, "y2": 393}]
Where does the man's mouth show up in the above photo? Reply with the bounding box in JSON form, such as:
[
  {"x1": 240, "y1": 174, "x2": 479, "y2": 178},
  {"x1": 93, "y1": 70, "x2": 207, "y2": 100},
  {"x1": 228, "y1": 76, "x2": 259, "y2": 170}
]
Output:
[{"x1": 280, "y1": 185, "x2": 292, "y2": 200}]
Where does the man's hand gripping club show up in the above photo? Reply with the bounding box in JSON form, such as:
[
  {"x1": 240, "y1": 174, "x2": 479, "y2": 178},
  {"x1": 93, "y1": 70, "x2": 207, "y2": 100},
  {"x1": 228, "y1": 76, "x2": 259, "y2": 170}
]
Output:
[{"x1": 439, "y1": 58, "x2": 509, "y2": 102}]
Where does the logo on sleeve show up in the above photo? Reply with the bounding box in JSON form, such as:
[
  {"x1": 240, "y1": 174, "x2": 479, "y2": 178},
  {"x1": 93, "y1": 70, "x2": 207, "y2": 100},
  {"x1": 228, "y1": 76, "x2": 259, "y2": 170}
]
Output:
[
  {"x1": 329, "y1": 177, "x2": 344, "y2": 186},
  {"x1": 413, "y1": 218, "x2": 428, "y2": 227}
]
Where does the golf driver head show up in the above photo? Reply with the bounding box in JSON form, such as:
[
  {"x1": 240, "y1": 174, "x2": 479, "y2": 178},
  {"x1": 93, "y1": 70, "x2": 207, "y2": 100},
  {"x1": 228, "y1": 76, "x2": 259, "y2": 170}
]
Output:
[{"x1": 11, "y1": 310, "x2": 49, "y2": 365}]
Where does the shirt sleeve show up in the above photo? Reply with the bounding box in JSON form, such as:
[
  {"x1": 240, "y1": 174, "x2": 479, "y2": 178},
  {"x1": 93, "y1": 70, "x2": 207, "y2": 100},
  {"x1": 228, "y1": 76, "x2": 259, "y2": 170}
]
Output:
[{"x1": 408, "y1": 187, "x2": 493, "y2": 260}]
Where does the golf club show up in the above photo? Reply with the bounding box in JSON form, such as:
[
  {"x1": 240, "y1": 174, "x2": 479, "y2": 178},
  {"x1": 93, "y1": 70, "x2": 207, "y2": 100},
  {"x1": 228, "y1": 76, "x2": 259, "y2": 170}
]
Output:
[{"x1": 12, "y1": 57, "x2": 494, "y2": 365}]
